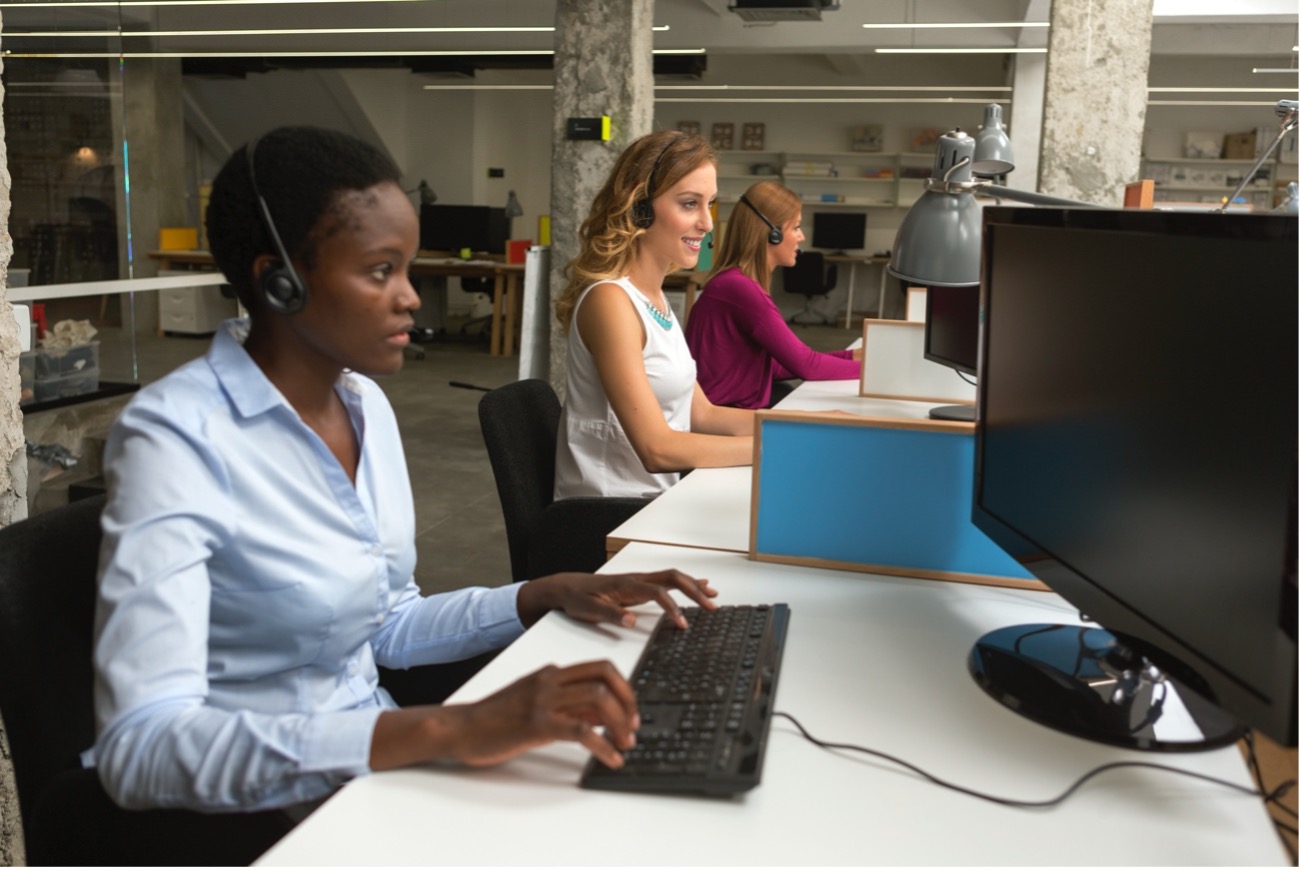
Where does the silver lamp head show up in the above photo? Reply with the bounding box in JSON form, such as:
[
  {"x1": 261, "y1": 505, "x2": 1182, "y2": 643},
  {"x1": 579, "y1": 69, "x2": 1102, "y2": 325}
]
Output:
[
  {"x1": 972, "y1": 104, "x2": 1015, "y2": 178},
  {"x1": 889, "y1": 129, "x2": 985, "y2": 288}
]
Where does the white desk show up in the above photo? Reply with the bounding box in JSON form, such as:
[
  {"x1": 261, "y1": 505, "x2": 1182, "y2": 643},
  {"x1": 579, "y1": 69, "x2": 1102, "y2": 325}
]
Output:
[{"x1": 257, "y1": 543, "x2": 1286, "y2": 866}]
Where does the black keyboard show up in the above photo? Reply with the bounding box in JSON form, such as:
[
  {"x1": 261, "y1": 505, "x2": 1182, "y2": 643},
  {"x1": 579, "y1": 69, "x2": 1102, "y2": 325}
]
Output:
[{"x1": 580, "y1": 603, "x2": 790, "y2": 796}]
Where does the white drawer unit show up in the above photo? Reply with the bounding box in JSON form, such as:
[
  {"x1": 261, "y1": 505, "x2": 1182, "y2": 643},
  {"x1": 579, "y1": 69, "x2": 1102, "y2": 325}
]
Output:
[{"x1": 158, "y1": 273, "x2": 237, "y2": 334}]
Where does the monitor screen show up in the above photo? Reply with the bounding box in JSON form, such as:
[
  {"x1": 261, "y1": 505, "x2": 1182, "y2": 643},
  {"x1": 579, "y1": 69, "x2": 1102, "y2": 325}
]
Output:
[
  {"x1": 810, "y1": 211, "x2": 866, "y2": 252},
  {"x1": 923, "y1": 285, "x2": 979, "y2": 376},
  {"x1": 971, "y1": 206, "x2": 1297, "y2": 749},
  {"x1": 420, "y1": 204, "x2": 508, "y2": 254}
]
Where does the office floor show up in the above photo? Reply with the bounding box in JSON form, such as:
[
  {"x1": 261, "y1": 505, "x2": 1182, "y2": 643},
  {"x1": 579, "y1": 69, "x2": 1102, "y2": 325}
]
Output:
[{"x1": 93, "y1": 317, "x2": 857, "y2": 597}]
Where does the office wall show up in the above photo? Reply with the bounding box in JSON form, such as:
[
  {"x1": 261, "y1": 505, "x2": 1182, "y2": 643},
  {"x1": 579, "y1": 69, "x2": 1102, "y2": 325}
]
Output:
[{"x1": 178, "y1": 52, "x2": 1292, "y2": 319}]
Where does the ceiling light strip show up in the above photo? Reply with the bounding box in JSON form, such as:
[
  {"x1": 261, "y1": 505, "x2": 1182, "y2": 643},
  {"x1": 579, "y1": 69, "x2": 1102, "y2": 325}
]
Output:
[
  {"x1": 655, "y1": 97, "x2": 1011, "y2": 104},
  {"x1": 875, "y1": 47, "x2": 1047, "y2": 54},
  {"x1": 1251, "y1": 68, "x2": 1298, "y2": 73},
  {"x1": 3, "y1": 48, "x2": 701, "y2": 58},
  {"x1": 0, "y1": 0, "x2": 455, "y2": 6},
  {"x1": 653, "y1": 85, "x2": 1011, "y2": 91},
  {"x1": 5, "y1": 25, "x2": 670, "y2": 37},
  {"x1": 1148, "y1": 87, "x2": 1297, "y2": 93},
  {"x1": 1146, "y1": 100, "x2": 1280, "y2": 106},
  {"x1": 861, "y1": 21, "x2": 1049, "y2": 28}
]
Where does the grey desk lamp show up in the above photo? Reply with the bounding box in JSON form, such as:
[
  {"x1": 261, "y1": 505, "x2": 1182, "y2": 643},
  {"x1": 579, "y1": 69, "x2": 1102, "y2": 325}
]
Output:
[
  {"x1": 889, "y1": 129, "x2": 1095, "y2": 288},
  {"x1": 971, "y1": 104, "x2": 1015, "y2": 178}
]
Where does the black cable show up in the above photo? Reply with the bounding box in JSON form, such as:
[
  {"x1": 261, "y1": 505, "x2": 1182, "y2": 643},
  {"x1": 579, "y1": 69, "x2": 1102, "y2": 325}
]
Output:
[
  {"x1": 955, "y1": 370, "x2": 976, "y2": 386},
  {"x1": 1241, "y1": 730, "x2": 1299, "y2": 862},
  {"x1": 775, "y1": 711, "x2": 1270, "y2": 810}
]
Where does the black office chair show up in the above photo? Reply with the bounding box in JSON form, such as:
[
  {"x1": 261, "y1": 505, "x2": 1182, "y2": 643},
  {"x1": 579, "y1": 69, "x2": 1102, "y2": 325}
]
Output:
[
  {"x1": 478, "y1": 379, "x2": 651, "y2": 582},
  {"x1": 782, "y1": 250, "x2": 838, "y2": 326}
]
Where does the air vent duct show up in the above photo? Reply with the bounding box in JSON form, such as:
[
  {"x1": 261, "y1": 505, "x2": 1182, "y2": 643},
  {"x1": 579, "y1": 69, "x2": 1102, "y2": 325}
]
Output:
[{"x1": 727, "y1": 0, "x2": 840, "y2": 22}]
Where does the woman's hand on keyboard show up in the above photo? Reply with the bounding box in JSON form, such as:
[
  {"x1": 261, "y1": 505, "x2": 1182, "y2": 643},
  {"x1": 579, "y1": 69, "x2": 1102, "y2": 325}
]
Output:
[
  {"x1": 517, "y1": 569, "x2": 719, "y2": 630},
  {"x1": 372, "y1": 660, "x2": 639, "y2": 771}
]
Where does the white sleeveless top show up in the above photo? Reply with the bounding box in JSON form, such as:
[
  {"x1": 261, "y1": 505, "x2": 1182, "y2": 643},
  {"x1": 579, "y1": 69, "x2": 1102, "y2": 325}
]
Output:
[{"x1": 554, "y1": 277, "x2": 697, "y2": 499}]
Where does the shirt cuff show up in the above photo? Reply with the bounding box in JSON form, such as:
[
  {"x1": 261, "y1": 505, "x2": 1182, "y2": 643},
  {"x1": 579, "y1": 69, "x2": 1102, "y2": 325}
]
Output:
[{"x1": 301, "y1": 706, "x2": 384, "y2": 776}]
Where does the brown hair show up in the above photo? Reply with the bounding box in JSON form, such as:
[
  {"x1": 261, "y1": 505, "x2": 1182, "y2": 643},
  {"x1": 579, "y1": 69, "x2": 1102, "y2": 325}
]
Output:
[
  {"x1": 555, "y1": 130, "x2": 716, "y2": 331},
  {"x1": 707, "y1": 181, "x2": 802, "y2": 293}
]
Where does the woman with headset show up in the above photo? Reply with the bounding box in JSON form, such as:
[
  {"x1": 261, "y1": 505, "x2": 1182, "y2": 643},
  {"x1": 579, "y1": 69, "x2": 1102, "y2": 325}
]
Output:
[
  {"x1": 553, "y1": 130, "x2": 754, "y2": 500},
  {"x1": 686, "y1": 181, "x2": 861, "y2": 409},
  {"x1": 83, "y1": 126, "x2": 718, "y2": 860}
]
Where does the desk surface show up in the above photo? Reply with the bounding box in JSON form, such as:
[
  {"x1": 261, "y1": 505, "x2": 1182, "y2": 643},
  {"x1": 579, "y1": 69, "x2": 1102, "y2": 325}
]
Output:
[{"x1": 258, "y1": 543, "x2": 1286, "y2": 866}]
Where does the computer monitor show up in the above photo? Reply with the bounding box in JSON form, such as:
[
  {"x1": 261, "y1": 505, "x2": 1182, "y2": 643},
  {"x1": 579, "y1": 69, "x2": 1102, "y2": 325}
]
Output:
[
  {"x1": 922, "y1": 285, "x2": 979, "y2": 422},
  {"x1": 810, "y1": 211, "x2": 866, "y2": 253},
  {"x1": 971, "y1": 206, "x2": 1297, "y2": 751},
  {"x1": 420, "y1": 204, "x2": 508, "y2": 254}
]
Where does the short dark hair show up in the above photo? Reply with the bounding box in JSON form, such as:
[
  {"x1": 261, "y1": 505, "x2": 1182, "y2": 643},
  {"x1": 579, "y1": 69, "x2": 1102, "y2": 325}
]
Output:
[{"x1": 205, "y1": 126, "x2": 402, "y2": 310}]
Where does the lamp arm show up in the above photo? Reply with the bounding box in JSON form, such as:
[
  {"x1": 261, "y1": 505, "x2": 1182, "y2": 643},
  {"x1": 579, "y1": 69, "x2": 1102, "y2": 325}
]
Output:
[
  {"x1": 978, "y1": 184, "x2": 1097, "y2": 208},
  {"x1": 1216, "y1": 100, "x2": 1298, "y2": 213}
]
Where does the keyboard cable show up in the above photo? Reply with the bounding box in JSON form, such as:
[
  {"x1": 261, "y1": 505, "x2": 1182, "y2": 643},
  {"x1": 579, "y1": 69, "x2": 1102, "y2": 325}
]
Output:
[{"x1": 774, "y1": 709, "x2": 1297, "y2": 855}]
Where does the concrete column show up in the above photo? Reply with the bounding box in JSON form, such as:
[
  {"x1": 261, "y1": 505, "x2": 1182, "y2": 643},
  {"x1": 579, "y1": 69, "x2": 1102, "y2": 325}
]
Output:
[
  {"x1": 1039, "y1": 0, "x2": 1154, "y2": 205},
  {"x1": 1010, "y1": 53, "x2": 1046, "y2": 192},
  {"x1": 0, "y1": 11, "x2": 25, "y2": 867},
  {"x1": 547, "y1": 0, "x2": 654, "y2": 395}
]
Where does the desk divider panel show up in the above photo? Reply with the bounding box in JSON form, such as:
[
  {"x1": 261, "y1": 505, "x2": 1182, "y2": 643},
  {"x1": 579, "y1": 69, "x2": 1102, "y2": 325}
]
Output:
[
  {"x1": 749, "y1": 410, "x2": 1045, "y2": 590},
  {"x1": 858, "y1": 318, "x2": 977, "y2": 406}
]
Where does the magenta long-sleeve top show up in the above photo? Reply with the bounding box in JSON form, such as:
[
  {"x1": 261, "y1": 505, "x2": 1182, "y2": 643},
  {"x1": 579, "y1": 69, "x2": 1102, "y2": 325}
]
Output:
[{"x1": 685, "y1": 267, "x2": 860, "y2": 409}]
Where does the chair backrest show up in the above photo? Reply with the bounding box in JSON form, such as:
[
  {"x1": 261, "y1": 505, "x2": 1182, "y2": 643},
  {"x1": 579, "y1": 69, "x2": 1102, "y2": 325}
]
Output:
[
  {"x1": 0, "y1": 494, "x2": 105, "y2": 840},
  {"x1": 782, "y1": 250, "x2": 836, "y2": 298},
  {"x1": 478, "y1": 379, "x2": 561, "y2": 582}
]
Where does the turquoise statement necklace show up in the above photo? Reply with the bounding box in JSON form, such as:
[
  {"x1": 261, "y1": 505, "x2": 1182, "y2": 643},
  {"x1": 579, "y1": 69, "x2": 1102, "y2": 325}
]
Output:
[{"x1": 645, "y1": 298, "x2": 673, "y2": 330}]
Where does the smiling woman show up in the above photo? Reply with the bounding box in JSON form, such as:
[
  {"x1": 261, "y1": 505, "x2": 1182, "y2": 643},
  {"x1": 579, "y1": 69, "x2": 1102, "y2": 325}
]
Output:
[{"x1": 551, "y1": 130, "x2": 756, "y2": 501}]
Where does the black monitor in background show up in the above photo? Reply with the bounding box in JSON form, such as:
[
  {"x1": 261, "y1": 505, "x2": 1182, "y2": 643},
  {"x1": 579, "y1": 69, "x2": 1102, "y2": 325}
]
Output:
[
  {"x1": 971, "y1": 206, "x2": 1297, "y2": 751},
  {"x1": 420, "y1": 204, "x2": 508, "y2": 254},
  {"x1": 922, "y1": 285, "x2": 979, "y2": 422},
  {"x1": 810, "y1": 211, "x2": 866, "y2": 253}
]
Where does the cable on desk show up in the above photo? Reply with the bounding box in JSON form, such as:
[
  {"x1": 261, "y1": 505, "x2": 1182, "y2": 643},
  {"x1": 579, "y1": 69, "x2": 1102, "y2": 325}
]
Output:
[
  {"x1": 1242, "y1": 729, "x2": 1299, "y2": 863},
  {"x1": 774, "y1": 711, "x2": 1289, "y2": 810}
]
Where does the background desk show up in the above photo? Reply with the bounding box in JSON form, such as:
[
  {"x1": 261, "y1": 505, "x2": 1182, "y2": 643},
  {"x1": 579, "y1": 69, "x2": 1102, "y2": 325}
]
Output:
[
  {"x1": 827, "y1": 253, "x2": 891, "y2": 327},
  {"x1": 146, "y1": 251, "x2": 526, "y2": 357},
  {"x1": 257, "y1": 543, "x2": 1286, "y2": 866}
]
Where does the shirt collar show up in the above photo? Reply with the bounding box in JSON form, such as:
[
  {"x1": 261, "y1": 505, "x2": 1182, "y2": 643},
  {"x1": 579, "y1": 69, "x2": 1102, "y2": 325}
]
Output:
[{"x1": 207, "y1": 318, "x2": 369, "y2": 419}]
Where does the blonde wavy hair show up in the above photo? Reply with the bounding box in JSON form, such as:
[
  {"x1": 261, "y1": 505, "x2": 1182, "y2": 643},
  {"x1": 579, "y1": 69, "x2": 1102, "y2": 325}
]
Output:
[
  {"x1": 555, "y1": 130, "x2": 716, "y2": 331},
  {"x1": 707, "y1": 181, "x2": 802, "y2": 294}
]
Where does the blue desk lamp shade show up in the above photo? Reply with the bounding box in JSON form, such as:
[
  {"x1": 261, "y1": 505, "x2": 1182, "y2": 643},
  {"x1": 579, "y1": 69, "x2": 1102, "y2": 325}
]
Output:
[
  {"x1": 889, "y1": 130, "x2": 985, "y2": 287},
  {"x1": 972, "y1": 104, "x2": 1015, "y2": 178}
]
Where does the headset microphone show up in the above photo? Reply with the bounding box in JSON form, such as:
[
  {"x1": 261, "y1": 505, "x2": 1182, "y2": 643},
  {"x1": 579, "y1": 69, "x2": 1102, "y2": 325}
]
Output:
[{"x1": 246, "y1": 135, "x2": 308, "y2": 315}]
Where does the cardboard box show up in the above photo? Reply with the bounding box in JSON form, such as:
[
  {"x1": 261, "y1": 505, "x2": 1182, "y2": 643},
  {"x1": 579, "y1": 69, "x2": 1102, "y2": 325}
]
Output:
[
  {"x1": 158, "y1": 227, "x2": 199, "y2": 250},
  {"x1": 1223, "y1": 131, "x2": 1256, "y2": 160}
]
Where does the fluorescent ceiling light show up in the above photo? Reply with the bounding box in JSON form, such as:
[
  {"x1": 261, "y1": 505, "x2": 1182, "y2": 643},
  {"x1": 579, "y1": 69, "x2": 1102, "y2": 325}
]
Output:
[
  {"x1": 875, "y1": 47, "x2": 1046, "y2": 54},
  {"x1": 6, "y1": 25, "x2": 670, "y2": 37},
  {"x1": 862, "y1": 21, "x2": 1048, "y2": 28},
  {"x1": 4, "y1": 47, "x2": 701, "y2": 59},
  {"x1": 0, "y1": 0, "x2": 446, "y2": 6},
  {"x1": 1251, "y1": 68, "x2": 1299, "y2": 73},
  {"x1": 655, "y1": 97, "x2": 1011, "y2": 104},
  {"x1": 652, "y1": 85, "x2": 1011, "y2": 92},
  {"x1": 1148, "y1": 86, "x2": 1296, "y2": 92},
  {"x1": 1147, "y1": 99, "x2": 1279, "y2": 106}
]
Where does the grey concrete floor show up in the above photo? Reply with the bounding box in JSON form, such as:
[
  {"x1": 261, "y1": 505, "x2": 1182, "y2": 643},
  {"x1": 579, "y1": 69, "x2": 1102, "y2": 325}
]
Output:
[{"x1": 95, "y1": 317, "x2": 856, "y2": 597}]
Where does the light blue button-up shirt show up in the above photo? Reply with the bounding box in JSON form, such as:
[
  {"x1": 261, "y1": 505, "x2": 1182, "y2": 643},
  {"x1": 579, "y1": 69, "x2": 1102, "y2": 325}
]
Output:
[{"x1": 90, "y1": 320, "x2": 525, "y2": 811}]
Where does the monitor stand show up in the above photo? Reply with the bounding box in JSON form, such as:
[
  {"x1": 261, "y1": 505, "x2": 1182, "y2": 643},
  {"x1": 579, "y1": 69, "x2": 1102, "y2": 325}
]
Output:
[
  {"x1": 928, "y1": 404, "x2": 975, "y2": 422},
  {"x1": 969, "y1": 624, "x2": 1244, "y2": 752}
]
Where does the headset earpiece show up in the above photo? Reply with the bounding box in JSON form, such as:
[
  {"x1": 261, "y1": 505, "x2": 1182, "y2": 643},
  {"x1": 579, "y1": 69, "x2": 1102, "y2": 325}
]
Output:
[
  {"x1": 739, "y1": 193, "x2": 783, "y2": 246},
  {"x1": 632, "y1": 135, "x2": 683, "y2": 231},
  {"x1": 246, "y1": 136, "x2": 308, "y2": 315},
  {"x1": 632, "y1": 197, "x2": 655, "y2": 229}
]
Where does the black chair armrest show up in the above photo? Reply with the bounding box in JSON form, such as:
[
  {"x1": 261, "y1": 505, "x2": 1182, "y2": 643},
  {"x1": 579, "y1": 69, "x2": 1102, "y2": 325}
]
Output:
[{"x1": 527, "y1": 497, "x2": 652, "y2": 579}]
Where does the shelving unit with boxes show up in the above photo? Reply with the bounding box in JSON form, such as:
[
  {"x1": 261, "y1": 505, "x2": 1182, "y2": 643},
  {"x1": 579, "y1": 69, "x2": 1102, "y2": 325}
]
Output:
[
  {"x1": 1141, "y1": 155, "x2": 1280, "y2": 210},
  {"x1": 712, "y1": 150, "x2": 937, "y2": 210}
]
